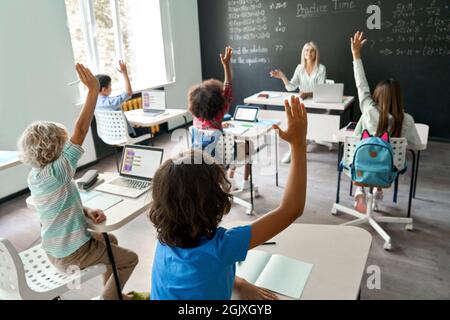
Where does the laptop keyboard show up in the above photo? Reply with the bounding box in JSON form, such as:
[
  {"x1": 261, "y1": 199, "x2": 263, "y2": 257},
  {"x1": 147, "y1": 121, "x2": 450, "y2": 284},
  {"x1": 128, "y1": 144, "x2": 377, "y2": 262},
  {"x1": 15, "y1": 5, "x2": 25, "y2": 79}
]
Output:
[{"x1": 110, "y1": 177, "x2": 150, "y2": 190}]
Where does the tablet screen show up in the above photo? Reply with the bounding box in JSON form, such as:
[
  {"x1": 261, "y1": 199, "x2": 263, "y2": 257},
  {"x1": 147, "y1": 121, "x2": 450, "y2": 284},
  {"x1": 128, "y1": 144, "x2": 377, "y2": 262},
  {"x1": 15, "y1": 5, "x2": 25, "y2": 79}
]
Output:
[{"x1": 234, "y1": 107, "x2": 258, "y2": 122}]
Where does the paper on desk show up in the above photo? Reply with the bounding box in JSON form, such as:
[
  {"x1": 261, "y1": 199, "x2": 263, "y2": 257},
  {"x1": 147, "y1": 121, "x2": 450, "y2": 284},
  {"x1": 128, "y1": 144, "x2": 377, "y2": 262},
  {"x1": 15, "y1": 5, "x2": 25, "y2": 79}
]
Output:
[
  {"x1": 224, "y1": 126, "x2": 249, "y2": 136},
  {"x1": 255, "y1": 254, "x2": 313, "y2": 299},
  {"x1": 82, "y1": 193, "x2": 123, "y2": 211}
]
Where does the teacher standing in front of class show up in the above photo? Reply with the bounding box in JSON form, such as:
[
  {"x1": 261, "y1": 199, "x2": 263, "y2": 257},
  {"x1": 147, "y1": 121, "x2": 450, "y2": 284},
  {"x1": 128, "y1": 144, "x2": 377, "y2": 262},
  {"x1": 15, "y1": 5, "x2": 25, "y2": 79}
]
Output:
[{"x1": 270, "y1": 41, "x2": 327, "y2": 163}]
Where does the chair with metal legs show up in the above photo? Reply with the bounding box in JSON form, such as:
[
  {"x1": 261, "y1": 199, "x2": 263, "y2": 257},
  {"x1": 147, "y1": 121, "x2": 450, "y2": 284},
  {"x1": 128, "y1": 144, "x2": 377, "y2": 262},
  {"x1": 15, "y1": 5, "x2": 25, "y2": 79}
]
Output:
[
  {"x1": 94, "y1": 110, "x2": 152, "y2": 171},
  {"x1": 189, "y1": 127, "x2": 258, "y2": 215},
  {"x1": 332, "y1": 136, "x2": 413, "y2": 250}
]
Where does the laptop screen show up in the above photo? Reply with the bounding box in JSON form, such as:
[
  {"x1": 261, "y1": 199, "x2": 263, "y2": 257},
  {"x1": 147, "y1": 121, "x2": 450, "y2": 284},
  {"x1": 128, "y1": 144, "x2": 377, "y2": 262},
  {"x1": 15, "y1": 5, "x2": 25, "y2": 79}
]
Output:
[
  {"x1": 233, "y1": 106, "x2": 259, "y2": 122},
  {"x1": 142, "y1": 90, "x2": 166, "y2": 111},
  {"x1": 120, "y1": 146, "x2": 164, "y2": 180}
]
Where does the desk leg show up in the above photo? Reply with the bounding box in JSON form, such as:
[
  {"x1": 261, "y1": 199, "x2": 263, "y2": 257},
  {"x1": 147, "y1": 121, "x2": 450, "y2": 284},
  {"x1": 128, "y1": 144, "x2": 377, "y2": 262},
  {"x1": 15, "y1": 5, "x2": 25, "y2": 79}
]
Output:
[
  {"x1": 407, "y1": 150, "x2": 416, "y2": 218},
  {"x1": 413, "y1": 151, "x2": 420, "y2": 198},
  {"x1": 183, "y1": 115, "x2": 190, "y2": 148},
  {"x1": 275, "y1": 133, "x2": 279, "y2": 187},
  {"x1": 337, "y1": 142, "x2": 343, "y2": 171},
  {"x1": 249, "y1": 163, "x2": 254, "y2": 215},
  {"x1": 102, "y1": 233, "x2": 123, "y2": 300},
  {"x1": 336, "y1": 168, "x2": 342, "y2": 204},
  {"x1": 393, "y1": 176, "x2": 399, "y2": 203}
]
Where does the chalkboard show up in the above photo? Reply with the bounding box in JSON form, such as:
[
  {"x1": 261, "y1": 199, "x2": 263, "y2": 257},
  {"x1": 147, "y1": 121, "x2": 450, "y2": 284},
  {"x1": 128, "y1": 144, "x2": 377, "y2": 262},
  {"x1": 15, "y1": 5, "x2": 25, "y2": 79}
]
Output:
[{"x1": 198, "y1": 0, "x2": 450, "y2": 140}]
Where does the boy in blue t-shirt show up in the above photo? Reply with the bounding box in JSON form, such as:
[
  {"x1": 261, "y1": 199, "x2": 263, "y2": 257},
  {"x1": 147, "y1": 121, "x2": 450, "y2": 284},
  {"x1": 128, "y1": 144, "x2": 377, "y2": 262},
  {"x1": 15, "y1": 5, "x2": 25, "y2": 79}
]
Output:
[
  {"x1": 95, "y1": 60, "x2": 148, "y2": 138},
  {"x1": 149, "y1": 96, "x2": 308, "y2": 300}
]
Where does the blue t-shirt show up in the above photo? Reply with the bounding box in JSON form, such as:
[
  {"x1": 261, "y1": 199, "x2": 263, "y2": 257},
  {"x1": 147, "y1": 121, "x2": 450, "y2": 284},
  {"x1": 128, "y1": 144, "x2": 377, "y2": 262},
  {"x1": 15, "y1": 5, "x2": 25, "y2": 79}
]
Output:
[{"x1": 151, "y1": 225, "x2": 252, "y2": 300}]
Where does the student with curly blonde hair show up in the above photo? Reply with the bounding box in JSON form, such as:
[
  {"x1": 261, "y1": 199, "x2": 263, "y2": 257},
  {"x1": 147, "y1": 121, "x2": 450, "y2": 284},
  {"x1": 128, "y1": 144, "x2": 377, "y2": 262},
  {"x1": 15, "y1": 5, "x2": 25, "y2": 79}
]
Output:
[{"x1": 18, "y1": 64, "x2": 138, "y2": 300}]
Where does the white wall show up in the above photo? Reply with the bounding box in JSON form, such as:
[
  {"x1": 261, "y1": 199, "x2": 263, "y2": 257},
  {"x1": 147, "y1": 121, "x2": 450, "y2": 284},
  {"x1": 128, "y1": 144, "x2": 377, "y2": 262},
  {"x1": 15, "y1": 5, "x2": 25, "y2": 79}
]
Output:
[
  {"x1": 0, "y1": 0, "x2": 96, "y2": 199},
  {"x1": 165, "y1": 0, "x2": 201, "y2": 129},
  {"x1": 0, "y1": 0, "x2": 202, "y2": 199}
]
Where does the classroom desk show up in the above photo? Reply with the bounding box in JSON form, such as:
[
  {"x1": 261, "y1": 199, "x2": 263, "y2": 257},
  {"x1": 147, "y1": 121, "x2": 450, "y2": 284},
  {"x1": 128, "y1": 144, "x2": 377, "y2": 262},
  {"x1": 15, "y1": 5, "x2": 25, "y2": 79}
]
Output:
[
  {"x1": 223, "y1": 119, "x2": 281, "y2": 214},
  {"x1": 244, "y1": 92, "x2": 355, "y2": 143},
  {"x1": 125, "y1": 108, "x2": 190, "y2": 146},
  {"x1": 332, "y1": 123, "x2": 429, "y2": 217},
  {"x1": 0, "y1": 151, "x2": 20, "y2": 171},
  {"x1": 27, "y1": 172, "x2": 152, "y2": 300},
  {"x1": 225, "y1": 221, "x2": 372, "y2": 300}
]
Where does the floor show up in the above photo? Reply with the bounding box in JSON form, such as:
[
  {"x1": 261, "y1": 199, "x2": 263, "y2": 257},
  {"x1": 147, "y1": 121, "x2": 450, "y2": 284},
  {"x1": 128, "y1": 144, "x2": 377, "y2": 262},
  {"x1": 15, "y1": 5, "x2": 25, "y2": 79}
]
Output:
[{"x1": 1, "y1": 133, "x2": 449, "y2": 300}]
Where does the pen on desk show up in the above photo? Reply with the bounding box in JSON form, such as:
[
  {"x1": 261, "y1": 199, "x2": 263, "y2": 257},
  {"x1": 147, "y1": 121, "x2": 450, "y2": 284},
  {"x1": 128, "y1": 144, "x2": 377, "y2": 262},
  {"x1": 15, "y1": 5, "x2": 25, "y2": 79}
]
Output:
[
  {"x1": 262, "y1": 242, "x2": 276, "y2": 245},
  {"x1": 68, "y1": 80, "x2": 80, "y2": 86}
]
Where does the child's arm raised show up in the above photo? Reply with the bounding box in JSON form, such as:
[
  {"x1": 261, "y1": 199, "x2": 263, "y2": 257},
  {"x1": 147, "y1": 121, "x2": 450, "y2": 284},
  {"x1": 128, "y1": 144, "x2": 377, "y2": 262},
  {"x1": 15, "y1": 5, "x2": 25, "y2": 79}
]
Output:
[
  {"x1": 351, "y1": 31, "x2": 377, "y2": 113},
  {"x1": 249, "y1": 96, "x2": 307, "y2": 248},
  {"x1": 118, "y1": 60, "x2": 133, "y2": 97},
  {"x1": 220, "y1": 46, "x2": 233, "y2": 84},
  {"x1": 71, "y1": 64, "x2": 100, "y2": 146}
]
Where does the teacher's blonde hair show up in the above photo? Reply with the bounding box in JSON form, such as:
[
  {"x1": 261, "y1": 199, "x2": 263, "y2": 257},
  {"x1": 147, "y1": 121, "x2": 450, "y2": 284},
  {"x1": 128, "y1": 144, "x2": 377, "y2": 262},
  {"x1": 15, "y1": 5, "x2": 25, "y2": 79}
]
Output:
[{"x1": 301, "y1": 42, "x2": 320, "y2": 69}]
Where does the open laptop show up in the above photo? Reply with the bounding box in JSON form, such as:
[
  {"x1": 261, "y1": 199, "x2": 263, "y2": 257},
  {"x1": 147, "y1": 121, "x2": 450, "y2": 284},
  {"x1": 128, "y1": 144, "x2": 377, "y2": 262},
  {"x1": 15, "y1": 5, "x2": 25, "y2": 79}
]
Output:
[
  {"x1": 96, "y1": 145, "x2": 164, "y2": 198},
  {"x1": 233, "y1": 105, "x2": 259, "y2": 122},
  {"x1": 142, "y1": 90, "x2": 166, "y2": 116},
  {"x1": 313, "y1": 84, "x2": 344, "y2": 103}
]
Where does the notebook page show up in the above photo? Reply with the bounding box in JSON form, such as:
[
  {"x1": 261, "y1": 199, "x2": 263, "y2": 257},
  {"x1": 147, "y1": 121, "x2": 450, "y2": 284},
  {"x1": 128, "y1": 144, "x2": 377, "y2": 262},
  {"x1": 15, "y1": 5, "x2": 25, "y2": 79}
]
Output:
[
  {"x1": 236, "y1": 250, "x2": 272, "y2": 284},
  {"x1": 83, "y1": 193, "x2": 123, "y2": 211},
  {"x1": 255, "y1": 254, "x2": 313, "y2": 299}
]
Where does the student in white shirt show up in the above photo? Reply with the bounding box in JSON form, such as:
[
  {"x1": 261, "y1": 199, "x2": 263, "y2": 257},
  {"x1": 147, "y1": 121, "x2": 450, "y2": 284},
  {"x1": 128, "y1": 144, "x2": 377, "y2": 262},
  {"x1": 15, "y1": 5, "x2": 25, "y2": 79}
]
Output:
[
  {"x1": 270, "y1": 42, "x2": 327, "y2": 163},
  {"x1": 350, "y1": 31, "x2": 421, "y2": 213}
]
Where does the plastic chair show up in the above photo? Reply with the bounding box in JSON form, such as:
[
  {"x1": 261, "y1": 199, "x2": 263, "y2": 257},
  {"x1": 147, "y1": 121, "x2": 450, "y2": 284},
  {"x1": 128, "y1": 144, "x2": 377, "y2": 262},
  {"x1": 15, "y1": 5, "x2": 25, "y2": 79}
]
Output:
[
  {"x1": 189, "y1": 126, "x2": 258, "y2": 215},
  {"x1": 331, "y1": 136, "x2": 413, "y2": 250},
  {"x1": 0, "y1": 238, "x2": 106, "y2": 300},
  {"x1": 94, "y1": 110, "x2": 152, "y2": 171}
]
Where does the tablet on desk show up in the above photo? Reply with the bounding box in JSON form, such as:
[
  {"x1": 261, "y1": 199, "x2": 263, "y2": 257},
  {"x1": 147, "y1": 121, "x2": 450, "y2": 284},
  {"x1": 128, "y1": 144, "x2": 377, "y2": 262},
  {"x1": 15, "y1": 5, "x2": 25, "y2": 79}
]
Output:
[{"x1": 233, "y1": 105, "x2": 259, "y2": 122}]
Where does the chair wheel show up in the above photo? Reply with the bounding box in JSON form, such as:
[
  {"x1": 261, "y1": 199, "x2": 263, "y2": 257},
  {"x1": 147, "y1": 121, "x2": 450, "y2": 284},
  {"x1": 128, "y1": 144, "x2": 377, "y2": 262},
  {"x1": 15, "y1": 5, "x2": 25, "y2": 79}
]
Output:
[
  {"x1": 405, "y1": 224, "x2": 413, "y2": 231},
  {"x1": 384, "y1": 242, "x2": 392, "y2": 250},
  {"x1": 331, "y1": 207, "x2": 338, "y2": 215}
]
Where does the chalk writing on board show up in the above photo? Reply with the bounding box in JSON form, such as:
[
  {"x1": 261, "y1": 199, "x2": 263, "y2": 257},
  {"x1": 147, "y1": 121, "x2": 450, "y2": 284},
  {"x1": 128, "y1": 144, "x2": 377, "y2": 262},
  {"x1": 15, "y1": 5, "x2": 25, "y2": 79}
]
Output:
[
  {"x1": 296, "y1": 0, "x2": 357, "y2": 19},
  {"x1": 376, "y1": 0, "x2": 449, "y2": 57}
]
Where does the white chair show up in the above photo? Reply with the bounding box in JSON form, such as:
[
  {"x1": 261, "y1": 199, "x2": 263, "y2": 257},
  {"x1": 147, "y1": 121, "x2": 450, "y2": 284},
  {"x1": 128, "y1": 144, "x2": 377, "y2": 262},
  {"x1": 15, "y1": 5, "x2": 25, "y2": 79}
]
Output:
[
  {"x1": 189, "y1": 127, "x2": 258, "y2": 215},
  {"x1": 331, "y1": 136, "x2": 413, "y2": 250},
  {"x1": 0, "y1": 238, "x2": 106, "y2": 300},
  {"x1": 94, "y1": 110, "x2": 152, "y2": 171}
]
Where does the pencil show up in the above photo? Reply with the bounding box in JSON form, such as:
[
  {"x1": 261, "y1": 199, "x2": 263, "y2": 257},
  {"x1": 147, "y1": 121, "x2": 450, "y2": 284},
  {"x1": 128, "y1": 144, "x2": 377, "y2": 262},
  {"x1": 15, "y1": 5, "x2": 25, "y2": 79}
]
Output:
[{"x1": 68, "y1": 80, "x2": 80, "y2": 86}]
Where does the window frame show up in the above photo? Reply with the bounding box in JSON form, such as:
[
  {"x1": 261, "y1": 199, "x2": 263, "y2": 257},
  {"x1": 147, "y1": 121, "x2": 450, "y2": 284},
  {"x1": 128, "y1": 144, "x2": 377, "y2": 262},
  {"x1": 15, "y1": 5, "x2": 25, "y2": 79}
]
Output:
[{"x1": 71, "y1": 0, "x2": 175, "y2": 95}]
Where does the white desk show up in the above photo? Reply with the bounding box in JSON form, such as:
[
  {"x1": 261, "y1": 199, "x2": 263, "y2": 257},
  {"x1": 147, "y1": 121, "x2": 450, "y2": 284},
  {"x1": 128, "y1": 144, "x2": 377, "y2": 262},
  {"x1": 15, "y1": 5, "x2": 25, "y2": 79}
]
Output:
[
  {"x1": 27, "y1": 172, "x2": 152, "y2": 300},
  {"x1": 0, "y1": 151, "x2": 20, "y2": 171},
  {"x1": 125, "y1": 108, "x2": 189, "y2": 128},
  {"x1": 332, "y1": 124, "x2": 429, "y2": 217},
  {"x1": 223, "y1": 119, "x2": 281, "y2": 214},
  {"x1": 244, "y1": 92, "x2": 355, "y2": 142},
  {"x1": 225, "y1": 221, "x2": 372, "y2": 300}
]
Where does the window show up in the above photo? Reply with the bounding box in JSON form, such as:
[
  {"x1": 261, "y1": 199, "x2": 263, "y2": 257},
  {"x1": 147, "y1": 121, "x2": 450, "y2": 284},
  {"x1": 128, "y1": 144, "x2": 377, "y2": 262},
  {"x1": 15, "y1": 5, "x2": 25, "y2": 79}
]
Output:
[{"x1": 65, "y1": 0, "x2": 175, "y2": 93}]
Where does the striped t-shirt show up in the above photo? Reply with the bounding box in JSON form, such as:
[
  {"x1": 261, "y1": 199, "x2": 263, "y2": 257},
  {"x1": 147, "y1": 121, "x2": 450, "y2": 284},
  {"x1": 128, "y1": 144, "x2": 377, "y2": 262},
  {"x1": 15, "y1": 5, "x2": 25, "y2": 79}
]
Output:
[{"x1": 28, "y1": 141, "x2": 91, "y2": 258}]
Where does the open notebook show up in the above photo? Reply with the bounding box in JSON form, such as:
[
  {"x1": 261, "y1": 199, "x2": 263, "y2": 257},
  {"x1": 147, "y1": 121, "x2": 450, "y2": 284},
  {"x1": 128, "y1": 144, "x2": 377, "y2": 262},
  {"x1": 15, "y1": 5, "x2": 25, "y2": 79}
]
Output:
[
  {"x1": 236, "y1": 250, "x2": 313, "y2": 299},
  {"x1": 79, "y1": 191, "x2": 123, "y2": 211}
]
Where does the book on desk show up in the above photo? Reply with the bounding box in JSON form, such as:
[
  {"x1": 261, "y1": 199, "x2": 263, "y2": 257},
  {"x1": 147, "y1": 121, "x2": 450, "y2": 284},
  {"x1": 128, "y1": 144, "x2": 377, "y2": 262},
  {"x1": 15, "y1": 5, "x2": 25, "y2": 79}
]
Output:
[{"x1": 236, "y1": 249, "x2": 313, "y2": 299}]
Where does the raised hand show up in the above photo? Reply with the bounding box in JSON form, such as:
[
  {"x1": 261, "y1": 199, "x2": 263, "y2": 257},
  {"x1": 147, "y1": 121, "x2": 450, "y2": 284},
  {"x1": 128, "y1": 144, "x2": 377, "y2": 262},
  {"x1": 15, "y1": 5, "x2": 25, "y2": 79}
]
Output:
[
  {"x1": 272, "y1": 96, "x2": 308, "y2": 148},
  {"x1": 75, "y1": 63, "x2": 99, "y2": 92},
  {"x1": 351, "y1": 31, "x2": 368, "y2": 59},
  {"x1": 117, "y1": 60, "x2": 128, "y2": 74},
  {"x1": 269, "y1": 69, "x2": 286, "y2": 80},
  {"x1": 220, "y1": 46, "x2": 233, "y2": 66}
]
